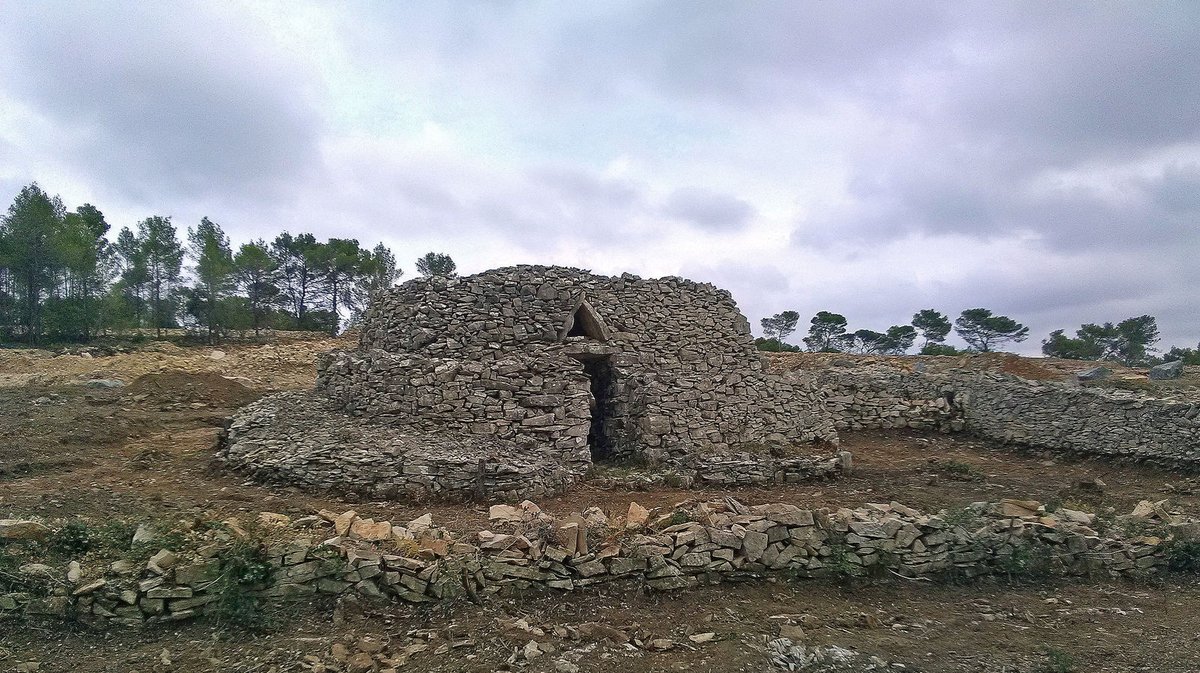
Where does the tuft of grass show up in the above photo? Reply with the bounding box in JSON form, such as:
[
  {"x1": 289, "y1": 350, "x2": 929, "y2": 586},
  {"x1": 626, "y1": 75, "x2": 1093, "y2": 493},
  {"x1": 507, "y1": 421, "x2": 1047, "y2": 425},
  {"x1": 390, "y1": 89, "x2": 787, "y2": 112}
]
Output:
[
  {"x1": 942, "y1": 506, "x2": 982, "y2": 530},
  {"x1": 937, "y1": 459, "x2": 984, "y2": 482},
  {"x1": 388, "y1": 537, "x2": 420, "y2": 558}
]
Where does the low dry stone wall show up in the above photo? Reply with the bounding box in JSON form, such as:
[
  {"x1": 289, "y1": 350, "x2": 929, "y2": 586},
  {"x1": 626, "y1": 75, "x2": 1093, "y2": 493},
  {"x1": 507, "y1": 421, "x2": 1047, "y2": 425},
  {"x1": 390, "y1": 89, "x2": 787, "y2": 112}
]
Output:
[
  {"x1": 799, "y1": 364, "x2": 1200, "y2": 468},
  {"x1": 218, "y1": 392, "x2": 845, "y2": 499},
  {"x1": 3, "y1": 496, "x2": 1193, "y2": 626},
  {"x1": 218, "y1": 392, "x2": 578, "y2": 502}
]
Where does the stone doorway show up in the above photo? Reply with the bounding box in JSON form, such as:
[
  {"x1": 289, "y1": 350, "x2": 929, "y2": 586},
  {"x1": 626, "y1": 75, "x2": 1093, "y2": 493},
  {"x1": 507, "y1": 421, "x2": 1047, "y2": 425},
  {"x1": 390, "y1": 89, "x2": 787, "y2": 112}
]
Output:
[{"x1": 583, "y1": 356, "x2": 618, "y2": 461}]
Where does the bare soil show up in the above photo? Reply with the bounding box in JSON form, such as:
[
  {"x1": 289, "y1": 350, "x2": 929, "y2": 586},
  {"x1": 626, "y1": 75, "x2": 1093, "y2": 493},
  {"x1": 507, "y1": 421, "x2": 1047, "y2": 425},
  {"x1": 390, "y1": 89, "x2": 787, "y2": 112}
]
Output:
[{"x1": 2, "y1": 342, "x2": 1199, "y2": 672}]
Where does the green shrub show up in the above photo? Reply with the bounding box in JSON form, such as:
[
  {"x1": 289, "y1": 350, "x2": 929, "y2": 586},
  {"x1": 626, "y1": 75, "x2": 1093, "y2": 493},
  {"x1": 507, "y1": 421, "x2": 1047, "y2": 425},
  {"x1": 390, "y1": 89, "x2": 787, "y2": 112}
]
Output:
[
  {"x1": 208, "y1": 538, "x2": 275, "y2": 632},
  {"x1": 826, "y1": 543, "x2": 857, "y2": 577},
  {"x1": 942, "y1": 506, "x2": 981, "y2": 530},
  {"x1": 1044, "y1": 647, "x2": 1076, "y2": 673},
  {"x1": 49, "y1": 520, "x2": 93, "y2": 557},
  {"x1": 1164, "y1": 539, "x2": 1200, "y2": 573},
  {"x1": 653, "y1": 509, "x2": 693, "y2": 529}
]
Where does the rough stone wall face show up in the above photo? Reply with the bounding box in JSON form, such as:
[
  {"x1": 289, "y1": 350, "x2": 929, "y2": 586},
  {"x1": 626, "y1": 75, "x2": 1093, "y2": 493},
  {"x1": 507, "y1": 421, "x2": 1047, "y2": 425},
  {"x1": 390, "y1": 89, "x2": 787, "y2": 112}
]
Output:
[
  {"x1": 797, "y1": 364, "x2": 1200, "y2": 467},
  {"x1": 220, "y1": 393, "x2": 578, "y2": 501},
  {"x1": 316, "y1": 349, "x2": 593, "y2": 472},
  {"x1": 958, "y1": 374, "x2": 1200, "y2": 465},
  {"x1": 320, "y1": 265, "x2": 837, "y2": 464},
  {"x1": 356, "y1": 267, "x2": 758, "y2": 368}
]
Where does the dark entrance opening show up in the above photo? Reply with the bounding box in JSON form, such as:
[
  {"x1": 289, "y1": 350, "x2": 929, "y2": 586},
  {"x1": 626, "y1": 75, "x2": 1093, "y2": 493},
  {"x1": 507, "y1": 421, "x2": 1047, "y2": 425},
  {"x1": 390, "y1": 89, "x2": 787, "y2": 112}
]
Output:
[
  {"x1": 562, "y1": 300, "x2": 608, "y2": 341},
  {"x1": 583, "y1": 356, "x2": 617, "y2": 461}
]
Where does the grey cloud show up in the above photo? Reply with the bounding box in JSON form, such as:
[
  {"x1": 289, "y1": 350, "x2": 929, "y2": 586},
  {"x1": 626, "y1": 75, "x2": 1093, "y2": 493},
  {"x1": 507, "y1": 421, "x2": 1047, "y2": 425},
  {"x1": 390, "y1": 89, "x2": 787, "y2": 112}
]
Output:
[
  {"x1": 943, "y1": 3, "x2": 1200, "y2": 161},
  {"x1": 0, "y1": 2, "x2": 323, "y2": 204},
  {"x1": 661, "y1": 187, "x2": 756, "y2": 232},
  {"x1": 1152, "y1": 163, "x2": 1200, "y2": 213},
  {"x1": 528, "y1": 165, "x2": 646, "y2": 212},
  {"x1": 543, "y1": 1, "x2": 954, "y2": 108}
]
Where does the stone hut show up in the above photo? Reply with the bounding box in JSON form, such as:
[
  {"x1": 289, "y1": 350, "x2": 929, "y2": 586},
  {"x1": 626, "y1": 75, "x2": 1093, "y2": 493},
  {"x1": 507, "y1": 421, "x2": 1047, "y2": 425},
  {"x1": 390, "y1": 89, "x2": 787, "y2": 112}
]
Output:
[{"x1": 220, "y1": 265, "x2": 838, "y2": 501}]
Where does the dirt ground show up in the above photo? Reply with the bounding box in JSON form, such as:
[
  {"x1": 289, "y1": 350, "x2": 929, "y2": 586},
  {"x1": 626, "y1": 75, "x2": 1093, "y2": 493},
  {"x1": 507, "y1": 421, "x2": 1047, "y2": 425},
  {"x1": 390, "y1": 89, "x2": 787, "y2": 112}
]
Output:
[{"x1": 2, "y1": 341, "x2": 1199, "y2": 672}]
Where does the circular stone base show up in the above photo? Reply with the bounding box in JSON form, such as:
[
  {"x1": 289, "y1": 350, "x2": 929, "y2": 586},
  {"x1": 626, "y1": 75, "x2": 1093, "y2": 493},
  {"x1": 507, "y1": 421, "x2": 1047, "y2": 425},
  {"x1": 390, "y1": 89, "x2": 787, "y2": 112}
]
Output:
[{"x1": 218, "y1": 391, "x2": 578, "y2": 502}]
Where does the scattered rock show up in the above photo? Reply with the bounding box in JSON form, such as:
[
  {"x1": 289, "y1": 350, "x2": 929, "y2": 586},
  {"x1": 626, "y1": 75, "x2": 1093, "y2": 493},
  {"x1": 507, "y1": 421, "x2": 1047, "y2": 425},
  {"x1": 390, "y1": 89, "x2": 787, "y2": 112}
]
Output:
[
  {"x1": 489, "y1": 504, "x2": 522, "y2": 523},
  {"x1": 778, "y1": 624, "x2": 806, "y2": 640},
  {"x1": 626, "y1": 502, "x2": 650, "y2": 530},
  {"x1": 66, "y1": 560, "x2": 82, "y2": 584},
  {"x1": 132, "y1": 524, "x2": 157, "y2": 544},
  {"x1": 1076, "y1": 366, "x2": 1111, "y2": 381},
  {"x1": 1149, "y1": 360, "x2": 1184, "y2": 380},
  {"x1": 0, "y1": 520, "x2": 52, "y2": 541}
]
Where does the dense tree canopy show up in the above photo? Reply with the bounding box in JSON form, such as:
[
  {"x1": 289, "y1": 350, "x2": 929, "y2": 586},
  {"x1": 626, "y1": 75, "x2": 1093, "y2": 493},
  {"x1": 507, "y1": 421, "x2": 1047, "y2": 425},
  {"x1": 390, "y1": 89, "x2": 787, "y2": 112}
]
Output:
[
  {"x1": 802, "y1": 311, "x2": 850, "y2": 352},
  {"x1": 1042, "y1": 315, "x2": 1160, "y2": 365},
  {"x1": 912, "y1": 309, "x2": 952, "y2": 353},
  {"x1": 0, "y1": 182, "x2": 416, "y2": 343}
]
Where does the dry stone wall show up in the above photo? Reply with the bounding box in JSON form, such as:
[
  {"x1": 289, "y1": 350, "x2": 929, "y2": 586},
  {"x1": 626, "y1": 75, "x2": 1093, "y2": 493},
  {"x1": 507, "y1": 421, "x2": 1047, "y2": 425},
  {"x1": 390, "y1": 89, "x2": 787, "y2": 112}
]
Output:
[
  {"x1": 3, "y1": 497, "x2": 1193, "y2": 626},
  {"x1": 219, "y1": 392, "x2": 577, "y2": 502},
  {"x1": 317, "y1": 350, "x2": 594, "y2": 471},
  {"x1": 340, "y1": 265, "x2": 838, "y2": 459},
  {"x1": 796, "y1": 362, "x2": 1200, "y2": 468}
]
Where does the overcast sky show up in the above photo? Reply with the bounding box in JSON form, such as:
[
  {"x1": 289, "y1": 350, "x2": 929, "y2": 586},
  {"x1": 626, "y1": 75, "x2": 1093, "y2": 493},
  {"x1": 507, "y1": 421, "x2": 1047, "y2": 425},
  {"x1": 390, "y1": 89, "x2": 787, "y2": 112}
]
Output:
[{"x1": 1, "y1": 1, "x2": 1197, "y2": 353}]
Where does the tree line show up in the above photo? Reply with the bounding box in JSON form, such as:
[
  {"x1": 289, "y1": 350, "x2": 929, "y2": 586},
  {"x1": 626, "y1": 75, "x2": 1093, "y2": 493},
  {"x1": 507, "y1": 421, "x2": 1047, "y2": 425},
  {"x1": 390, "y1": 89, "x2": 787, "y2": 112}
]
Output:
[
  {"x1": 0, "y1": 183, "x2": 458, "y2": 344},
  {"x1": 760, "y1": 307, "x2": 1194, "y2": 366},
  {"x1": 757, "y1": 307, "x2": 1028, "y2": 355}
]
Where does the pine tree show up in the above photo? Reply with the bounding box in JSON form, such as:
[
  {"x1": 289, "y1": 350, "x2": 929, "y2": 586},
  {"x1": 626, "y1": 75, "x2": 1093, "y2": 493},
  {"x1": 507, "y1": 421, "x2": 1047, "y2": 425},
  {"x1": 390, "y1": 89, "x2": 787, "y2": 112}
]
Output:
[
  {"x1": 137, "y1": 216, "x2": 184, "y2": 338},
  {"x1": 187, "y1": 217, "x2": 234, "y2": 344},
  {"x1": 233, "y1": 240, "x2": 279, "y2": 336},
  {"x1": 0, "y1": 183, "x2": 66, "y2": 343}
]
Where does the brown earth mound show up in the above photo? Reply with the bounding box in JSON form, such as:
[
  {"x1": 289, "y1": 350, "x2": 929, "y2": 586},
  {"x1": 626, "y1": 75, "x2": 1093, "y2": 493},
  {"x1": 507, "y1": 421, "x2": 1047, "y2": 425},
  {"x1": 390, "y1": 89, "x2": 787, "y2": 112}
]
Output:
[{"x1": 126, "y1": 370, "x2": 260, "y2": 407}]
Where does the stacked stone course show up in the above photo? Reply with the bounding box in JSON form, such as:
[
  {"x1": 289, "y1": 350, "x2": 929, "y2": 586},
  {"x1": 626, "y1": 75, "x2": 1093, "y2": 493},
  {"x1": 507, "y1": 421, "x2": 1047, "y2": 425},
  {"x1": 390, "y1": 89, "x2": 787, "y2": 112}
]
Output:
[
  {"x1": 2, "y1": 497, "x2": 1192, "y2": 626},
  {"x1": 795, "y1": 361, "x2": 1200, "y2": 468}
]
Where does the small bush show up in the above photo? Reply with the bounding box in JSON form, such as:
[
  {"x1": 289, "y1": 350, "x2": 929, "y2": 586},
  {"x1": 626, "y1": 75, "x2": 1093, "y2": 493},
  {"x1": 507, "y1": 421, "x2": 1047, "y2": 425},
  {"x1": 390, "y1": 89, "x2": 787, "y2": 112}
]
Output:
[
  {"x1": 994, "y1": 540, "x2": 1055, "y2": 580},
  {"x1": 49, "y1": 520, "x2": 93, "y2": 557},
  {"x1": 942, "y1": 506, "x2": 981, "y2": 530},
  {"x1": 826, "y1": 543, "x2": 857, "y2": 577},
  {"x1": 1044, "y1": 647, "x2": 1076, "y2": 673},
  {"x1": 1164, "y1": 539, "x2": 1200, "y2": 573},
  {"x1": 663, "y1": 509, "x2": 692, "y2": 528},
  {"x1": 208, "y1": 538, "x2": 275, "y2": 632}
]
